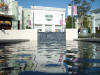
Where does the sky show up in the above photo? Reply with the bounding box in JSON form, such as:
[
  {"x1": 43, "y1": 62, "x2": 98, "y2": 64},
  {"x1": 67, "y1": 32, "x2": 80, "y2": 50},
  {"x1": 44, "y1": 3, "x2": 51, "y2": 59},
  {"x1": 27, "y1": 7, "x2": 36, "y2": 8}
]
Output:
[{"x1": 16, "y1": 0, "x2": 100, "y2": 17}]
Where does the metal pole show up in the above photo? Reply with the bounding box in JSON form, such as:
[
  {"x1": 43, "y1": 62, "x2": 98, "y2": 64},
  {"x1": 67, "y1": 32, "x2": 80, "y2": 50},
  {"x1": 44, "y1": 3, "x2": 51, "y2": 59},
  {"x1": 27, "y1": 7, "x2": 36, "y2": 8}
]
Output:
[
  {"x1": 61, "y1": 14, "x2": 63, "y2": 32},
  {"x1": 33, "y1": 7, "x2": 34, "y2": 29},
  {"x1": 71, "y1": 0, "x2": 74, "y2": 28},
  {"x1": 33, "y1": 0, "x2": 34, "y2": 29}
]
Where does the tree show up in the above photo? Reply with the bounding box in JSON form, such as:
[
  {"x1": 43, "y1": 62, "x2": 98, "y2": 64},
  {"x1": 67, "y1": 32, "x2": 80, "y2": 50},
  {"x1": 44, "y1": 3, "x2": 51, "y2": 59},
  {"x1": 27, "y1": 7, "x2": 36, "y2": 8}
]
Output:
[
  {"x1": 74, "y1": 0, "x2": 95, "y2": 28},
  {"x1": 66, "y1": 16, "x2": 75, "y2": 28}
]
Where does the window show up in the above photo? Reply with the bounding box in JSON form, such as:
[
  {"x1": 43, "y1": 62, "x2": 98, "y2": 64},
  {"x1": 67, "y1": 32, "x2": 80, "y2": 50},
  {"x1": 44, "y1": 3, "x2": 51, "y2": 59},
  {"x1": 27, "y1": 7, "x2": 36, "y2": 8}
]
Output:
[
  {"x1": 55, "y1": 25, "x2": 61, "y2": 29},
  {"x1": 38, "y1": 29, "x2": 42, "y2": 32},
  {"x1": 34, "y1": 24, "x2": 42, "y2": 29},
  {"x1": 55, "y1": 29, "x2": 61, "y2": 32},
  {"x1": 45, "y1": 25, "x2": 52, "y2": 32}
]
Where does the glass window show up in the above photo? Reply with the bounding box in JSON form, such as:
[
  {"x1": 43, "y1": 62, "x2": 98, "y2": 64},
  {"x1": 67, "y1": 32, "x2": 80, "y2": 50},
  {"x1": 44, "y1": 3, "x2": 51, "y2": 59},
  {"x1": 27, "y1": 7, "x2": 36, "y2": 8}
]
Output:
[
  {"x1": 55, "y1": 25, "x2": 61, "y2": 29},
  {"x1": 45, "y1": 25, "x2": 52, "y2": 32},
  {"x1": 34, "y1": 24, "x2": 42, "y2": 29},
  {"x1": 55, "y1": 29, "x2": 61, "y2": 32},
  {"x1": 38, "y1": 29, "x2": 42, "y2": 32}
]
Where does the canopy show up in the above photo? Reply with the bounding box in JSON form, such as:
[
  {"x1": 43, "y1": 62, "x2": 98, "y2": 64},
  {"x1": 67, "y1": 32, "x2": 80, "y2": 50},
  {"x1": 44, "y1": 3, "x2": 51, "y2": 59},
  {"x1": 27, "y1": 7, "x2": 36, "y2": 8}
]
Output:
[{"x1": 0, "y1": 14, "x2": 13, "y2": 21}]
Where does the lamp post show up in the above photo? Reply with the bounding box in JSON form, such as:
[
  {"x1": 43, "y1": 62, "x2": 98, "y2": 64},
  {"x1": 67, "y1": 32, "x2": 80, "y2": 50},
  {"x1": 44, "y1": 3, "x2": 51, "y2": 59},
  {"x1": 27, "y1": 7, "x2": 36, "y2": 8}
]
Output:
[
  {"x1": 71, "y1": 0, "x2": 74, "y2": 28},
  {"x1": 61, "y1": 14, "x2": 63, "y2": 32},
  {"x1": 92, "y1": 13, "x2": 96, "y2": 38},
  {"x1": 32, "y1": 0, "x2": 34, "y2": 29}
]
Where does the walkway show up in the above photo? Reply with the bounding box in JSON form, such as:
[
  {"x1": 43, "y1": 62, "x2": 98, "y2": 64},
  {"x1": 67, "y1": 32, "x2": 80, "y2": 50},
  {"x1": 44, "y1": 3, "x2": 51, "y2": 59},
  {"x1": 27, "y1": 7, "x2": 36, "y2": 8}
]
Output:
[
  {"x1": 75, "y1": 38, "x2": 100, "y2": 43},
  {"x1": 0, "y1": 39, "x2": 29, "y2": 44}
]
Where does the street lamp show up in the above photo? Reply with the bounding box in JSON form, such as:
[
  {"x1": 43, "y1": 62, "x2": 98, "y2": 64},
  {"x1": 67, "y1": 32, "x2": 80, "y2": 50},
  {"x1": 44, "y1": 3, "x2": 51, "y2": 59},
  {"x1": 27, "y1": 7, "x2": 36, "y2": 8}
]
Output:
[
  {"x1": 61, "y1": 14, "x2": 63, "y2": 32},
  {"x1": 32, "y1": 0, "x2": 35, "y2": 29},
  {"x1": 71, "y1": 0, "x2": 74, "y2": 28}
]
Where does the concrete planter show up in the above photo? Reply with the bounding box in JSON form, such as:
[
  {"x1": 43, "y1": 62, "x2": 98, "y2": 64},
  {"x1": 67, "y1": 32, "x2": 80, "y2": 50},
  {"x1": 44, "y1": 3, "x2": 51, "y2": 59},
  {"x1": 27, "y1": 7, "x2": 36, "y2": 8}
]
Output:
[
  {"x1": 79, "y1": 28, "x2": 91, "y2": 38},
  {"x1": 80, "y1": 28, "x2": 88, "y2": 34},
  {"x1": 66, "y1": 29, "x2": 78, "y2": 41}
]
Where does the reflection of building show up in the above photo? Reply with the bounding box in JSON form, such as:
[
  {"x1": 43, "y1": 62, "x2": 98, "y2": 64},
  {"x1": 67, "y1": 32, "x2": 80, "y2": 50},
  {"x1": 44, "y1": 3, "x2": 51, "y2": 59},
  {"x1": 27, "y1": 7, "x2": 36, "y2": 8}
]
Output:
[
  {"x1": 23, "y1": 6, "x2": 66, "y2": 32},
  {"x1": 91, "y1": 8, "x2": 100, "y2": 33}
]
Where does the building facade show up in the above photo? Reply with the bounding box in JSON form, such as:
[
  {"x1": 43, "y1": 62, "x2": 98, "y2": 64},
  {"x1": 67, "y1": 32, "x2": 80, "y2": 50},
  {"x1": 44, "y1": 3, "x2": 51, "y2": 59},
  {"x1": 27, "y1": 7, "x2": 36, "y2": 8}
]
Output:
[
  {"x1": 0, "y1": 0, "x2": 66, "y2": 32},
  {"x1": 0, "y1": 0, "x2": 19, "y2": 30},
  {"x1": 23, "y1": 6, "x2": 66, "y2": 32},
  {"x1": 91, "y1": 8, "x2": 100, "y2": 33},
  {"x1": 23, "y1": 8, "x2": 33, "y2": 29}
]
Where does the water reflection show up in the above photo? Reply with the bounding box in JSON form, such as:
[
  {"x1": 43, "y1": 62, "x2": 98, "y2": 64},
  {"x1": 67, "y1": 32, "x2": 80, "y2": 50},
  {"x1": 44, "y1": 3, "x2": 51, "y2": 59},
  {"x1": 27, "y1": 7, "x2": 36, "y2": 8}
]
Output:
[
  {"x1": 0, "y1": 41, "x2": 37, "y2": 75},
  {"x1": 0, "y1": 41, "x2": 67, "y2": 75},
  {"x1": 0, "y1": 40, "x2": 100, "y2": 75},
  {"x1": 35, "y1": 42, "x2": 66, "y2": 73},
  {"x1": 65, "y1": 41, "x2": 100, "y2": 75}
]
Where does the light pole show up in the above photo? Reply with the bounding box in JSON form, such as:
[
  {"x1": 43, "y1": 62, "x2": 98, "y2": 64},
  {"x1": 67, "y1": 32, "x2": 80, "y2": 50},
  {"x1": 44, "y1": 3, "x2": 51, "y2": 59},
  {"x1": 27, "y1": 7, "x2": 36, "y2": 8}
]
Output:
[
  {"x1": 32, "y1": 0, "x2": 34, "y2": 29},
  {"x1": 61, "y1": 14, "x2": 63, "y2": 32},
  {"x1": 71, "y1": 0, "x2": 74, "y2": 28}
]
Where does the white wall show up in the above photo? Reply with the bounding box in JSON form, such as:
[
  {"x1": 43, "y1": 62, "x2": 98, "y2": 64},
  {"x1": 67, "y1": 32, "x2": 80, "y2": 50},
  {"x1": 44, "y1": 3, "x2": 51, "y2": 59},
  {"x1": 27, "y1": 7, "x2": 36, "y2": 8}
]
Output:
[
  {"x1": 66, "y1": 29, "x2": 78, "y2": 41},
  {"x1": 8, "y1": 1, "x2": 19, "y2": 29},
  {"x1": 18, "y1": 6, "x2": 23, "y2": 29},
  {"x1": 0, "y1": 29, "x2": 37, "y2": 41},
  {"x1": 94, "y1": 13, "x2": 100, "y2": 27},
  {"x1": 23, "y1": 8, "x2": 33, "y2": 29},
  {"x1": 24, "y1": 6, "x2": 66, "y2": 32},
  {"x1": 34, "y1": 10, "x2": 65, "y2": 25}
]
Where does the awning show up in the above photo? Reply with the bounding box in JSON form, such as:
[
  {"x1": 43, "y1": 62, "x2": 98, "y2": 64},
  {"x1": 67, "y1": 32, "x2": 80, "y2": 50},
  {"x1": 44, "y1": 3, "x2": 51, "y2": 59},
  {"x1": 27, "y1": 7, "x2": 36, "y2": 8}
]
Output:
[{"x1": 0, "y1": 14, "x2": 13, "y2": 21}]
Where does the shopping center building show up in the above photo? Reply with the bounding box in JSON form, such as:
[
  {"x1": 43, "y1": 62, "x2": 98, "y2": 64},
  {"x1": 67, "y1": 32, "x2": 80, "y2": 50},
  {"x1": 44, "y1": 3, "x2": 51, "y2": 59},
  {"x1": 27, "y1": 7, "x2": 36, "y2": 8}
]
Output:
[
  {"x1": 0, "y1": 0, "x2": 66, "y2": 32},
  {"x1": 91, "y1": 8, "x2": 100, "y2": 33},
  {"x1": 23, "y1": 6, "x2": 66, "y2": 32},
  {"x1": 0, "y1": 0, "x2": 20, "y2": 30}
]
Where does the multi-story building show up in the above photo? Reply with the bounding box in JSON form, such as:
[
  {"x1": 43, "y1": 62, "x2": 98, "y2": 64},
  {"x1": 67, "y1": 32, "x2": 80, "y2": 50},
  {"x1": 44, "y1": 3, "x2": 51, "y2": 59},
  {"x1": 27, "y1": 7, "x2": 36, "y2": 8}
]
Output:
[
  {"x1": 0, "y1": 0, "x2": 19, "y2": 30},
  {"x1": 17, "y1": 6, "x2": 23, "y2": 29},
  {"x1": 23, "y1": 6, "x2": 66, "y2": 32},
  {"x1": 23, "y1": 8, "x2": 33, "y2": 29},
  {"x1": 91, "y1": 8, "x2": 100, "y2": 33},
  {"x1": 8, "y1": 0, "x2": 19, "y2": 29},
  {"x1": 0, "y1": 0, "x2": 66, "y2": 32}
]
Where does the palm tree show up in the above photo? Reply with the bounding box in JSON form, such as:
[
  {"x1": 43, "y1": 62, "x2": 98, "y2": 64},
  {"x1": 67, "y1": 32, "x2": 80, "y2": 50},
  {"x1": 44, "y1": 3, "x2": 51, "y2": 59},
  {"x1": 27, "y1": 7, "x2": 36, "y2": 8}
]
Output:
[{"x1": 74, "y1": 0, "x2": 95, "y2": 28}]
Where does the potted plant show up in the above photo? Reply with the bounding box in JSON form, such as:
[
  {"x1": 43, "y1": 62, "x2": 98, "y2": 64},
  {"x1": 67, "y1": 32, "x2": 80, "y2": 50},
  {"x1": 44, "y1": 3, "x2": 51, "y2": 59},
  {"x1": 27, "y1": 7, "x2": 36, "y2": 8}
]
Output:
[
  {"x1": 26, "y1": 25, "x2": 32, "y2": 29},
  {"x1": 66, "y1": 16, "x2": 75, "y2": 28}
]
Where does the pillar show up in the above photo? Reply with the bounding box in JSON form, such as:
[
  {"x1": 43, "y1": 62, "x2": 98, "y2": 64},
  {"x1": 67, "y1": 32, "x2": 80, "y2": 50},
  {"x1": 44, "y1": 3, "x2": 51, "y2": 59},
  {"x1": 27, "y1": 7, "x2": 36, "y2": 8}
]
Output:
[
  {"x1": 92, "y1": 13, "x2": 96, "y2": 33},
  {"x1": 42, "y1": 24, "x2": 45, "y2": 32},
  {"x1": 52, "y1": 24, "x2": 55, "y2": 32}
]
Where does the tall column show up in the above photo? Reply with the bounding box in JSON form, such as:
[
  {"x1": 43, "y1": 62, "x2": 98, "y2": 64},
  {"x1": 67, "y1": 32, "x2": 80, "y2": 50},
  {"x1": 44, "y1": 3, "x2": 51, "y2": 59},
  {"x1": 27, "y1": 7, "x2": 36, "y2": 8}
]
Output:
[
  {"x1": 52, "y1": 24, "x2": 55, "y2": 32},
  {"x1": 31, "y1": 10, "x2": 34, "y2": 29},
  {"x1": 92, "y1": 13, "x2": 96, "y2": 33},
  {"x1": 42, "y1": 24, "x2": 45, "y2": 32}
]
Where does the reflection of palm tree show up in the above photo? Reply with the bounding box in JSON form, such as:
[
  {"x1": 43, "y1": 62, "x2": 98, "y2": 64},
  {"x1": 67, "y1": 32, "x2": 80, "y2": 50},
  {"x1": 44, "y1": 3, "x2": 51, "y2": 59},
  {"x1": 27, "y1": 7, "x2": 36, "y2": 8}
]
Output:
[
  {"x1": 78, "y1": 42, "x2": 94, "y2": 71},
  {"x1": 23, "y1": 63, "x2": 28, "y2": 70},
  {"x1": 0, "y1": 72, "x2": 9, "y2": 75},
  {"x1": 33, "y1": 54, "x2": 38, "y2": 71},
  {"x1": 21, "y1": 54, "x2": 38, "y2": 71}
]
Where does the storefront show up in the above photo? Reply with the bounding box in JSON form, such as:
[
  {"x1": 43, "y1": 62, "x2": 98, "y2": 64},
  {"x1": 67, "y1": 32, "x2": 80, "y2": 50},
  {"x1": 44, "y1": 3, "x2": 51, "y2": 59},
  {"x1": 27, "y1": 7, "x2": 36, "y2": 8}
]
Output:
[
  {"x1": 0, "y1": 2, "x2": 13, "y2": 30},
  {"x1": 23, "y1": 6, "x2": 66, "y2": 32},
  {"x1": 91, "y1": 8, "x2": 100, "y2": 33},
  {"x1": 0, "y1": 14, "x2": 13, "y2": 30}
]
